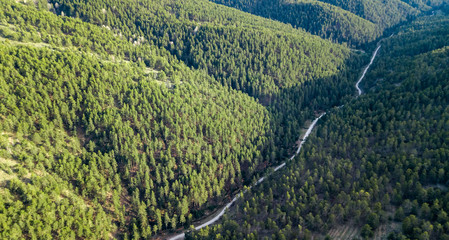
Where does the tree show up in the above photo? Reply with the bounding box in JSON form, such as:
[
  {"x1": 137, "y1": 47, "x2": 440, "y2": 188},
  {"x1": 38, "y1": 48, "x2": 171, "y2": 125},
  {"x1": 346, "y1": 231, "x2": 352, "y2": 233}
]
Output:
[{"x1": 361, "y1": 224, "x2": 373, "y2": 239}]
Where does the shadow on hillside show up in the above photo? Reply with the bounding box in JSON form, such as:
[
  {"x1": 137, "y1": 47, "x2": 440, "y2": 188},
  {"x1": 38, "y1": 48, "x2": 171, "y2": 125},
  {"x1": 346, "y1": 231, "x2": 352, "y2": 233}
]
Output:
[{"x1": 193, "y1": 52, "x2": 370, "y2": 224}]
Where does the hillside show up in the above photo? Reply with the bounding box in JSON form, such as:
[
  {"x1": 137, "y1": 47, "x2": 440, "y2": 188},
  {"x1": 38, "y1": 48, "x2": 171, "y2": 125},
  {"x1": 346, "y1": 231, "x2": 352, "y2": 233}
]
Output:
[
  {"x1": 187, "y1": 12, "x2": 449, "y2": 239},
  {"x1": 209, "y1": 0, "x2": 449, "y2": 46},
  {"x1": 210, "y1": 0, "x2": 381, "y2": 46},
  {"x1": 2, "y1": 0, "x2": 447, "y2": 239},
  {"x1": 0, "y1": 1, "x2": 272, "y2": 238},
  {"x1": 0, "y1": 0, "x2": 367, "y2": 238},
  {"x1": 50, "y1": 0, "x2": 369, "y2": 155}
]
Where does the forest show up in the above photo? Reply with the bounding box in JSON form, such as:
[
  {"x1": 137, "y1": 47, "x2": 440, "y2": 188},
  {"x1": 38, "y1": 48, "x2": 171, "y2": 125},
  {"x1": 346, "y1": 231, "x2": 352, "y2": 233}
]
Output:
[
  {"x1": 0, "y1": 0, "x2": 361, "y2": 238},
  {"x1": 187, "y1": 11, "x2": 449, "y2": 240},
  {"x1": 210, "y1": 0, "x2": 444, "y2": 46},
  {"x1": 0, "y1": 0, "x2": 448, "y2": 239}
]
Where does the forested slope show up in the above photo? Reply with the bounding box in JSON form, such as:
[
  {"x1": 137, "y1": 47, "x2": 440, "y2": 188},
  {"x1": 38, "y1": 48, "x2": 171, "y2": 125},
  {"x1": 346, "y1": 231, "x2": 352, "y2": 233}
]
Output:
[
  {"x1": 0, "y1": 1, "x2": 272, "y2": 238},
  {"x1": 210, "y1": 0, "x2": 380, "y2": 46},
  {"x1": 50, "y1": 0, "x2": 355, "y2": 96},
  {"x1": 210, "y1": 0, "x2": 448, "y2": 46},
  {"x1": 0, "y1": 0, "x2": 366, "y2": 239},
  {"x1": 49, "y1": 0, "x2": 368, "y2": 168},
  {"x1": 188, "y1": 13, "x2": 449, "y2": 240}
]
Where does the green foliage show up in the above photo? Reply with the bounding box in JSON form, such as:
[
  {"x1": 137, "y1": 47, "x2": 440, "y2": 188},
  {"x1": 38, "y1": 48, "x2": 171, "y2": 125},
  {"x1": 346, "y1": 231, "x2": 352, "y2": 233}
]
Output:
[
  {"x1": 3, "y1": 0, "x2": 446, "y2": 239},
  {"x1": 0, "y1": 0, "x2": 364, "y2": 238},
  {"x1": 50, "y1": 0, "x2": 356, "y2": 95},
  {"x1": 361, "y1": 224, "x2": 373, "y2": 239},
  {"x1": 49, "y1": 0, "x2": 368, "y2": 165},
  {"x1": 209, "y1": 0, "x2": 437, "y2": 46},
  {"x1": 189, "y1": 13, "x2": 449, "y2": 240},
  {"x1": 211, "y1": 0, "x2": 380, "y2": 46}
]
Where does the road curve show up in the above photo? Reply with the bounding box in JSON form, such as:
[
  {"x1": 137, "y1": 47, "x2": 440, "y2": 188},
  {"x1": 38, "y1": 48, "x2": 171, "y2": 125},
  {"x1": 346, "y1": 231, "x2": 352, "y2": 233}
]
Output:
[{"x1": 169, "y1": 44, "x2": 382, "y2": 240}]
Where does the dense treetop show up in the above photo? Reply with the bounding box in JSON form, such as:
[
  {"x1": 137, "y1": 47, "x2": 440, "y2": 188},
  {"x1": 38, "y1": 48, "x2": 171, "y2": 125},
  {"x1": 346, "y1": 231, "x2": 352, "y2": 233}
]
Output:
[
  {"x1": 1, "y1": 0, "x2": 448, "y2": 239},
  {"x1": 188, "y1": 12, "x2": 449, "y2": 240},
  {"x1": 0, "y1": 0, "x2": 365, "y2": 238},
  {"x1": 210, "y1": 0, "x2": 448, "y2": 46},
  {"x1": 49, "y1": 0, "x2": 370, "y2": 159}
]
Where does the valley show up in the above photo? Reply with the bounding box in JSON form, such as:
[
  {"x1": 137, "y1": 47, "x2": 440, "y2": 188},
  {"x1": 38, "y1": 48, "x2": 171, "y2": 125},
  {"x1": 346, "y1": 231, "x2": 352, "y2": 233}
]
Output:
[
  {"x1": 175, "y1": 35, "x2": 382, "y2": 240},
  {"x1": 187, "y1": 12, "x2": 449, "y2": 240},
  {"x1": 0, "y1": 0, "x2": 448, "y2": 239}
]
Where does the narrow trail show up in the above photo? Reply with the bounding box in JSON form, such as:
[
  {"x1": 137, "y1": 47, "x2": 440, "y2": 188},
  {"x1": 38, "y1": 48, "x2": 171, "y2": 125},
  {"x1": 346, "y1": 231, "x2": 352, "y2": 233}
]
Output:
[{"x1": 168, "y1": 44, "x2": 382, "y2": 240}]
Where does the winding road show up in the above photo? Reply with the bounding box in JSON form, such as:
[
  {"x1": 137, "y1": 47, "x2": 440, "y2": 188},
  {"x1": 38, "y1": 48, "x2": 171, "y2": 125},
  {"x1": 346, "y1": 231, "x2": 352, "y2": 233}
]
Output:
[
  {"x1": 169, "y1": 44, "x2": 382, "y2": 240},
  {"x1": 356, "y1": 45, "x2": 381, "y2": 95}
]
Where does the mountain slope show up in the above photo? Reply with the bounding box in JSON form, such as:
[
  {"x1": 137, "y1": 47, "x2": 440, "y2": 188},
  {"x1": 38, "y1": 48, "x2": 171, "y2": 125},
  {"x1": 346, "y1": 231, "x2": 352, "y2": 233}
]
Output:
[
  {"x1": 0, "y1": 0, "x2": 368, "y2": 238},
  {"x1": 188, "y1": 13, "x2": 449, "y2": 239},
  {"x1": 51, "y1": 0, "x2": 355, "y2": 95},
  {"x1": 49, "y1": 0, "x2": 368, "y2": 155},
  {"x1": 209, "y1": 0, "x2": 447, "y2": 46},
  {"x1": 210, "y1": 0, "x2": 381, "y2": 46},
  {"x1": 0, "y1": 1, "x2": 276, "y2": 238},
  {"x1": 49, "y1": 0, "x2": 370, "y2": 169}
]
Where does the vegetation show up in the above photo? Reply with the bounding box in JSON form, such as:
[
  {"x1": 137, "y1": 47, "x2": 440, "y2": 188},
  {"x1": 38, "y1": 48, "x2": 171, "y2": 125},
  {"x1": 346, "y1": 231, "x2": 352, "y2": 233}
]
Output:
[
  {"x1": 1, "y1": 0, "x2": 448, "y2": 239},
  {"x1": 0, "y1": 0, "x2": 363, "y2": 238},
  {"x1": 49, "y1": 0, "x2": 369, "y2": 159},
  {"x1": 210, "y1": 0, "x2": 449, "y2": 46},
  {"x1": 187, "y1": 13, "x2": 449, "y2": 239},
  {"x1": 0, "y1": 1, "x2": 272, "y2": 238}
]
